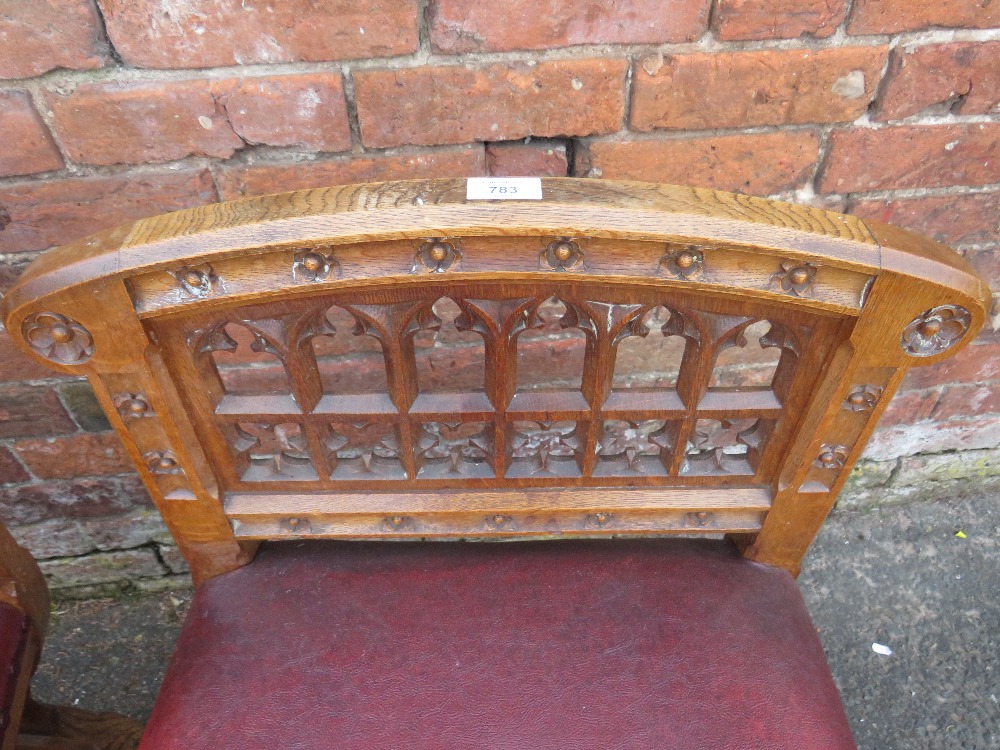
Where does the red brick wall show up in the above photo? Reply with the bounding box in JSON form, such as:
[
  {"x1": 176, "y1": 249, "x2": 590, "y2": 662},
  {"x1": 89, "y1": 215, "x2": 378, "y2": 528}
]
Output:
[{"x1": 1, "y1": 0, "x2": 998, "y2": 592}]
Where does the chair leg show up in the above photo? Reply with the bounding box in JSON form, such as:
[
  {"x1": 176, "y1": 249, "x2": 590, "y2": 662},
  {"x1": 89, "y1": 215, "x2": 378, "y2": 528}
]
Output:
[{"x1": 15, "y1": 695, "x2": 143, "y2": 750}]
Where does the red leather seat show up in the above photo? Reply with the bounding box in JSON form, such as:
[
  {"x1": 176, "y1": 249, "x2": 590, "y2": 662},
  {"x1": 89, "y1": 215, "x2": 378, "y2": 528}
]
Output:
[{"x1": 140, "y1": 540, "x2": 855, "y2": 750}]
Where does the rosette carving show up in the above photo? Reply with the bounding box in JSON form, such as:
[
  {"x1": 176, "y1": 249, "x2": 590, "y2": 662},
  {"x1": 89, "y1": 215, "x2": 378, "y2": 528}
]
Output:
[
  {"x1": 901, "y1": 305, "x2": 971, "y2": 357},
  {"x1": 23, "y1": 312, "x2": 94, "y2": 365},
  {"x1": 539, "y1": 239, "x2": 584, "y2": 272},
  {"x1": 658, "y1": 246, "x2": 704, "y2": 281}
]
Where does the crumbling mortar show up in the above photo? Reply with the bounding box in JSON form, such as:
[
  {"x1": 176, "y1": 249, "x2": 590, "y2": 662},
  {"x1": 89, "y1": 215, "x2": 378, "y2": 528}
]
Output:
[{"x1": 1, "y1": 25, "x2": 999, "y2": 97}]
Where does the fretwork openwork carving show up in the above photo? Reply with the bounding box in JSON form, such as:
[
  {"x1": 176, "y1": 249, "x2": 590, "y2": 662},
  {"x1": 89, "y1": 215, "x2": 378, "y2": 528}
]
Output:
[{"x1": 159, "y1": 280, "x2": 837, "y2": 491}]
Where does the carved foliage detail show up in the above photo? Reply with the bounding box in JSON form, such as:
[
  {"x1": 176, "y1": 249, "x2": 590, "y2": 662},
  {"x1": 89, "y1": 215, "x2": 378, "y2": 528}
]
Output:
[
  {"x1": 771, "y1": 261, "x2": 817, "y2": 298},
  {"x1": 814, "y1": 444, "x2": 849, "y2": 471},
  {"x1": 414, "y1": 239, "x2": 461, "y2": 273},
  {"x1": 658, "y1": 245, "x2": 705, "y2": 281},
  {"x1": 539, "y1": 239, "x2": 584, "y2": 272},
  {"x1": 234, "y1": 423, "x2": 314, "y2": 480},
  {"x1": 23, "y1": 312, "x2": 95, "y2": 365},
  {"x1": 144, "y1": 451, "x2": 183, "y2": 476},
  {"x1": 901, "y1": 305, "x2": 972, "y2": 357},
  {"x1": 685, "y1": 511, "x2": 713, "y2": 528},
  {"x1": 843, "y1": 385, "x2": 884, "y2": 413},
  {"x1": 586, "y1": 512, "x2": 613, "y2": 529},
  {"x1": 114, "y1": 393, "x2": 154, "y2": 420},
  {"x1": 684, "y1": 418, "x2": 760, "y2": 475},
  {"x1": 417, "y1": 422, "x2": 493, "y2": 478},
  {"x1": 293, "y1": 250, "x2": 339, "y2": 282},
  {"x1": 172, "y1": 263, "x2": 219, "y2": 297},
  {"x1": 325, "y1": 422, "x2": 404, "y2": 478},
  {"x1": 597, "y1": 420, "x2": 671, "y2": 475},
  {"x1": 509, "y1": 421, "x2": 581, "y2": 476},
  {"x1": 485, "y1": 514, "x2": 512, "y2": 530}
]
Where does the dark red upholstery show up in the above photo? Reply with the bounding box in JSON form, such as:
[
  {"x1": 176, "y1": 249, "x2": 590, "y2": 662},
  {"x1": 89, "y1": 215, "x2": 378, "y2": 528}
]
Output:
[
  {"x1": 141, "y1": 540, "x2": 855, "y2": 750},
  {"x1": 0, "y1": 601, "x2": 29, "y2": 739}
]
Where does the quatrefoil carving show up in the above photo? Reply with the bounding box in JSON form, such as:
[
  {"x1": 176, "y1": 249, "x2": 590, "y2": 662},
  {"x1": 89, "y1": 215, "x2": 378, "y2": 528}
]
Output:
[
  {"x1": 771, "y1": 261, "x2": 816, "y2": 298},
  {"x1": 113, "y1": 393, "x2": 154, "y2": 420},
  {"x1": 171, "y1": 263, "x2": 219, "y2": 297},
  {"x1": 814, "y1": 444, "x2": 849, "y2": 471},
  {"x1": 901, "y1": 305, "x2": 971, "y2": 357},
  {"x1": 23, "y1": 312, "x2": 94, "y2": 365},
  {"x1": 144, "y1": 450, "x2": 183, "y2": 476},
  {"x1": 293, "y1": 250, "x2": 339, "y2": 282},
  {"x1": 843, "y1": 385, "x2": 883, "y2": 413},
  {"x1": 658, "y1": 246, "x2": 705, "y2": 281},
  {"x1": 540, "y1": 239, "x2": 584, "y2": 272},
  {"x1": 413, "y1": 239, "x2": 461, "y2": 273}
]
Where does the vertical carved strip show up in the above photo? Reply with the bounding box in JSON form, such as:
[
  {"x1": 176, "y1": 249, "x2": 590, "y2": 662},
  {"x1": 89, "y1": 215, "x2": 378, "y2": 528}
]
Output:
[
  {"x1": 466, "y1": 298, "x2": 534, "y2": 479},
  {"x1": 286, "y1": 310, "x2": 327, "y2": 414},
  {"x1": 668, "y1": 310, "x2": 719, "y2": 475},
  {"x1": 580, "y1": 301, "x2": 643, "y2": 478},
  {"x1": 340, "y1": 302, "x2": 422, "y2": 479}
]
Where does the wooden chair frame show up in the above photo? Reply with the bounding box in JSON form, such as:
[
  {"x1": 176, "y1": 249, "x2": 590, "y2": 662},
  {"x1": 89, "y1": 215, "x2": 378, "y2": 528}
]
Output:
[{"x1": 2, "y1": 179, "x2": 989, "y2": 584}]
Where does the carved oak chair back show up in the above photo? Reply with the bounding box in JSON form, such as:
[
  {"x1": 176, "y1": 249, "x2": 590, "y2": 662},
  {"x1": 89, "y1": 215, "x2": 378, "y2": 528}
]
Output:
[{"x1": 2, "y1": 179, "x2": 989, "y2": 584}]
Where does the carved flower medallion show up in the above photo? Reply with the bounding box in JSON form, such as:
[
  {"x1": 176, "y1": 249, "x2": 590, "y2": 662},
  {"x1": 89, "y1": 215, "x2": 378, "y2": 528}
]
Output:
[
  {"x1": 540, "y1": 239, "x2": 584, "y2": 272},
  {"x1": 843, "y1": 385, "x2": 883, "y2": 413},
  {"x1": 413, "y1": 239, "x2": 461, "y2": 273},
  {"x1": 771, "y1": 261, "x2": 817, "y2": 297},
  {"x1": 171, "y1": 263, "x2": 219, "y2": 297},
  {"x1": 293, "y1": 250, "x2": 338, "y2": 282},
  {"x1": 23, "y1": 312, "x2": 94, "y2": 364},
  {"x1": 814, "y1": 444, "x2": 849, "y2": 471},
  {"x1": 901, "y1": 305, "x2": 971, "y2": 357},
  {"x1": 113, "y1": 393, "x2": 154, "y2": 420},
  {"x1": 658, "y1": 246, "x2": 705, "y2": 280}
]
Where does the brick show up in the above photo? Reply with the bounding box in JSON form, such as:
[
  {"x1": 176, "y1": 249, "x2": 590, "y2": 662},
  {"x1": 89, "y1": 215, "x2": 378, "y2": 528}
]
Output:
[
  {"x1": 0, "y1": 476, "x2": 141, "y2": 526},
  {"x1": 715, "y1": 0, "x2": 847, "y2": 40},
  {"x1": 934, "y1": 383, "x2": 1000, "y2": 420},
  {"x1": 875, "y1": 42, "x2": 1000, "y2": 121},
  {"x1": 903, "y1": 341, "x2": 1000, "y2": 390},
  {"x1": 865, "y1": 415, "x2": 1000, "y2": 461},
  {"x1": 0, "y1": 331, "x2": 59, "y2": 383},
  {"x1": 38, "y1": 548, "x2": 166, "y2": 592},
  {"x1": 0, "y1": 91, "x2": 63, "y2": 177},
  {"x1": 819, "y1": 123, "x2": 1000, "y2": 193},
  {"x1": 964, "y1": 249, "x2": 1000, "y2": 290},
  {"x1": 45, "y1": 80, "x2": 245, "y2": 166},
  {"x1": 0, "y1": 170, "x2": 217, "y2": 254},
  {"x1": 158, "y1": 544, "x2": 191, "y2": 575},
  {"x1": 355, "y1": 60, "x2": 627, "y2": 149},
  {"x1": 897, "y1": 447, "x2": 1000, "y2": 485},
  {"x1": 6, "y1": 508, "x2": 167, "y2": 559},
  {"x1": 221, "y1": 74, "x2": 351, "y2": 153},
  {"x1": 0, "y1": 0, "x2": 109, "y2": 79},
  {"x1": 632, "y1": 47, "x2": 887, "y2": 131},
  {"x1": 97, "y1": 0, "x2": 418, "y2": 68},
  {"x1": 217, "y1": 147, "x2": 487, "y2": 199},
  {"x1": 0, "y1": 384, "x2": 76, "y2": 439},
  {"x1": 486, "y1": 141, "x2": 568, "y2": 177},
  {"x1": 428, "y1": 0, "x2": 709, "y2": 53},
  {"x1": 849, "y1": 193, "x2": 1000, "y2": 247},
  {"x1": 848, "y1": 0, "x2": 998, "y2": 34},
  {"x1": 583, "y1": 130, "x2": 820, "y2": 195},
  {"x1": 0, "y1": 252, "x2": 38, "y2": 297},
  {"x1": 0, "y1": 446, "x2": 30, "y2": 484},
  {"x1": 58, "y1": 381, "x2": 111, "y2": 432},
  {"x1": 879, "y1": 389, "x2": 941, "y2": 427},
  {"x1": 14, "y1": 432, "x2": 130, "y2": 479}
]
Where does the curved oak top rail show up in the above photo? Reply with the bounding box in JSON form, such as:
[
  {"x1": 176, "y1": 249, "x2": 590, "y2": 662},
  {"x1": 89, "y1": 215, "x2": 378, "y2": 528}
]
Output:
[{"x1": 2, "y1": 179, "x2": 990, "y2": 582}]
